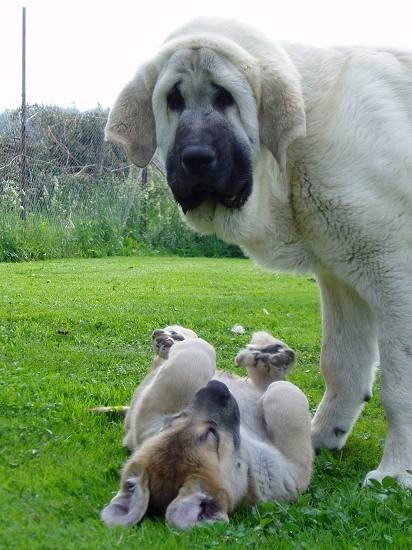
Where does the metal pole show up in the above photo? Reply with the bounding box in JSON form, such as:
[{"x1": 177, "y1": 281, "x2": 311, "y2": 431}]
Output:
[
  {"x1": 20, "y1": 6, "x2": 28, "y2": 219},
  {"x1": 141, "y1": 167, "x2": 148, "y2": 186}
]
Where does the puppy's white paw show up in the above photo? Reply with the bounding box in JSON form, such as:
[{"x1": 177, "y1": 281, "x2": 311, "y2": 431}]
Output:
[
  {"x1": 235, "y1": 340, "x2": 295, "y2": 381},
  {"x1": 152, "y1": 328, "x2": 186, "y2": 359}
]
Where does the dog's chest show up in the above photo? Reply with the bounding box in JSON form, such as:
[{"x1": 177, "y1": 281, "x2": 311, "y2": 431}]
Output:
[{"x1": 289, "y1": 164, "x2": 391, "y2": 282}]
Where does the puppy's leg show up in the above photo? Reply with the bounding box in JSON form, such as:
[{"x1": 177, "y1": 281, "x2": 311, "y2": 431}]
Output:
[
  {"x1": 235, "y1": 331, "x2": 295, "y2": 391},
  {"x1": 129, "y1": 338, "x2": 216, "y2": 448},
  {"x1": 152, "y1": 325, "x2": 196, "y2": 359},
  {"x1": 311, "y1": 275, "x2": 378, "y2": 453},
  {"x1": 124, "y1": 359, "x2": 164, "y2": 451},
  {"x1": 124, "y1": 326, "x2": 198, "y2": 450},
  {"x1": 364, "y1": 287, "x2": 412, "y2": 489},
  {"x1": 261, "y1": 381, "x2": 313, "y2": 494},
  {"x1": 124, "y1": 382, "x2": 153, "y2": 451}
]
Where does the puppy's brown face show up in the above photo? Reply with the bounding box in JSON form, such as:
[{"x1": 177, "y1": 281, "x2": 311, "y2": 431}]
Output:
[
  {"x1": 141, "y1": 414, "x2": 234, "y2": 519},
  {"x1": 101, "y1": 381, "x2": 242, "y2": 529}
]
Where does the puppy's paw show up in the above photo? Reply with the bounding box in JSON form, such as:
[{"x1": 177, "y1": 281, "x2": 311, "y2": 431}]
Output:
[
  {"x1": 152, "y1": 328, "x2": 186, "y2": 359},
  {"x1": 235, "y1": 339, "x2": 295, "y2": 382}
]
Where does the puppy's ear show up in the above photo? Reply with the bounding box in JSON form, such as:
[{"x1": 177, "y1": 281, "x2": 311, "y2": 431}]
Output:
[
  {"x1": 105, "y1": 63, "x2": 157, "y2": 167},
  {"x1": 258, "y1": 56, "x2": 306, "y2": 170},
  {"x1": 165, "y1": 478, "x2": 229, "y2": 530},
  {"x1": 101, "y1": 469, "x2": 149, "y2": 527}
]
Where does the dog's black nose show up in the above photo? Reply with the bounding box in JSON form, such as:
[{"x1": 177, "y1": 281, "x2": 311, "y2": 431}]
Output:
[{"x1": 181, "y1": 146, "x2": 216, "y2": 175}]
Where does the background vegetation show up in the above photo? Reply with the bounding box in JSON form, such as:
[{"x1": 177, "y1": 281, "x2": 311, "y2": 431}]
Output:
[
  {"x1": 1, "y1": 256, "x2": 411, "y2": 549},
  {"x1": 0, "y1": 105, "x2": 241, "y2": 262}
]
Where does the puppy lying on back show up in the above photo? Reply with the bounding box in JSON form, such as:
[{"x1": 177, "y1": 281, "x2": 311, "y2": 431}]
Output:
[{"x1": 101, "y1": 327, "x2": 313, "y2": 529}]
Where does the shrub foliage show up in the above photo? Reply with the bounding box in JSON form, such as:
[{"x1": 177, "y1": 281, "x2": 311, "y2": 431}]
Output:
[{"x1": 0, "y1": 105, "x2": 242, "y2": 261}]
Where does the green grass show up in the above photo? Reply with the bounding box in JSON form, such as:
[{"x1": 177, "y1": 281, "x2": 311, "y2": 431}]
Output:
[{"x1": 1, "y1": 256, "x2": 410, "y2": 549}]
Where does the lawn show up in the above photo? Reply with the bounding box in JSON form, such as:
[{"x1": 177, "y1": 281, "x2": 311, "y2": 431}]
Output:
[{"x1": 1, "y1": 256, "x2": 410, "y2": 549}]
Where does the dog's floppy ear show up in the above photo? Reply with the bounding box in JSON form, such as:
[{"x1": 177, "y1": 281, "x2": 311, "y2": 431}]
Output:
[
  {"x1": 100, "y1": 469, "x2": 150, "y2": 527},
  {"x1": 258, "y1": 57, "x2": 306, "y2": 170},
  {"x1": 105, "y1": 63, "x2": 157, "y2": 167},
  {"x1": 165, "y1": 477, "x2": 229, "y2": 530}
]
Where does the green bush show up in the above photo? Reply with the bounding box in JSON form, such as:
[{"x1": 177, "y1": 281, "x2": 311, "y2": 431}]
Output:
[
  {"x1": 0, "y1": 170, "x2": 243, "y2": 262},
  {"x1": 126, "y1": 170, "x2": 242, "y2": 258}
]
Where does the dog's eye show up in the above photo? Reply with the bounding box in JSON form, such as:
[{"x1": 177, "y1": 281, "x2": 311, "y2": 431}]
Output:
[
  {"x1": 207, "y1": 426, "x2": 218, "y2": 439},
  {"x1": 200, "y1": 426, "x2": 219, "y2": 446},
  {"x1": 167, "y1": 87, "x2": 185, "y2": 112},
  {"x1": 124, "y1": 479, "x2": 136, "y2": 493},
  {"x1": 214, "y1": 86, "x2": 234, "y2": 110}
]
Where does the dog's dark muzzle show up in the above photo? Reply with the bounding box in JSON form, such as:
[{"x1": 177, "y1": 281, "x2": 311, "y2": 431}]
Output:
[
  {"x1": 181, "y1": 145, "x2": 217, "y2": 176},
  {"x1": 187, "y1": 381, "x2": 241, "y2": 448},
  {"x1": 166, "y1": 109, "x2": 253, "y2": 213}
]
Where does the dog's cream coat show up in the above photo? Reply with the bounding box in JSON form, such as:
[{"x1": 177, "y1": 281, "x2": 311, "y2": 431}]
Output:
[
  {"x1": 106, "y1": 18, "x2": 412, "y2": 489},
  {"x1": 102, "y1": 326, "x2": 313, "y2": 529},
  {"x1": 101, "y1": 327, "x2": 312, "y2": 529}
]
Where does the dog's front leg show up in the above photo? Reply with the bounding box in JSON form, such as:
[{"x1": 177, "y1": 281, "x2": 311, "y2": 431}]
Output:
[
  {"x1": 311, "y1": 274, "x2": 378, "y2": 452},
  {"x1": 364, "y1": 288, "x2": 412, "y2": 489}
]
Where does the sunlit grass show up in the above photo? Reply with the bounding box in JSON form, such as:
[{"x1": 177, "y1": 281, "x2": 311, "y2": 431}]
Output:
[{"x1": 1, "y1": 256, "x2": 410, "y2": 549}]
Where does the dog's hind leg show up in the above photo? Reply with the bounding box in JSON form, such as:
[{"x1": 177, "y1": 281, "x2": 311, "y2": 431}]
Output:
[
  {"x1": 235, "y1": 332, "x2": 295, "y2": 390},
  {"x1": 124, "y1": 327, "x2": 199, "y2": 450},
  {"x1": 261, "y1": 381, "x2": 313, "y2": 494},
  {"x1": 128, "y1": 338, "x2": 216, "y2": 448}
]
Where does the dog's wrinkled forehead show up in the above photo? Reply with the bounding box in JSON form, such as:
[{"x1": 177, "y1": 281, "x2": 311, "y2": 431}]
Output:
[
  {"x1": 154, "y1": 47, "x2": 255, "y2": 106},
  {"x1": 152, "y1": 46, "x2": 260, "y2": 166},
  {"x1": 164, "y1": 49, "x2": 216, "y2": 100}
]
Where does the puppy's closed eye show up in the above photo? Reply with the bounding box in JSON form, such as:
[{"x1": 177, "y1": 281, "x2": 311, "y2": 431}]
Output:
[
  {"x1": 199, "y1": 425, "x2": 220, "y2": 451},
  {"x1": 124, "y1": 478, "x2": 136, "y2": 493}
]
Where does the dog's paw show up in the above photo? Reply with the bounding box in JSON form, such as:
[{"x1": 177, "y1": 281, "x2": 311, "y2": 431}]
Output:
[
  {"x1": 363, "y1": 469, "x2": 412, "y2": 491},
  {"x1": 235, "y1": 340, "x2": 295, "y2": 381},
  {"x1": 311, "y1": 425, "x2": 348, "y2": 454},
  {"x1": 152, "y1": 328, "x2": 186, "y2": 359},
  {"x1": 310, "y1": 391, "x2": 365, "y2": 454}
]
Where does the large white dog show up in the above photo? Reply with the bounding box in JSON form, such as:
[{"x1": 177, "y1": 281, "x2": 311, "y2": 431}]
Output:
[{"x1": 106, "y1": 18, "x2": 412, "y2": 488}]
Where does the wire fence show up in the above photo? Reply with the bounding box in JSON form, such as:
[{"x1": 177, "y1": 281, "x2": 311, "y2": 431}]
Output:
[
  {"x1": 1, "y1": 103, "x2": 135, "y2": 219},
  {"x1": 0, "y1": 104, "x2": 147, "y2": 259},
  {"x1": 0, "y1": 8, "x2": 241, "y2": 261},
  {"x1": 0, "y1": 103, "x2": 241, "y2": 261}
]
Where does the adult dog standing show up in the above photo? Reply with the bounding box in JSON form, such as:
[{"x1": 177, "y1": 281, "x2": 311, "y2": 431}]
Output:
[{"x1": 106, "y1": 18, "x2": 412, "y2": 488}]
